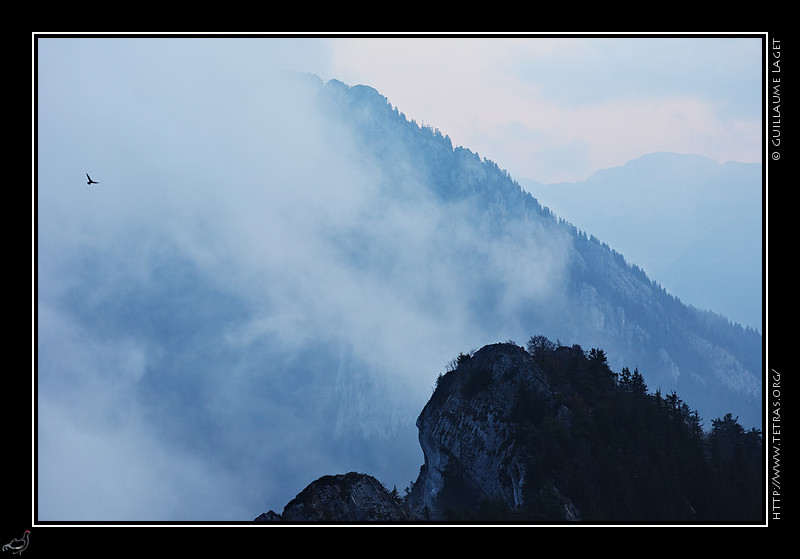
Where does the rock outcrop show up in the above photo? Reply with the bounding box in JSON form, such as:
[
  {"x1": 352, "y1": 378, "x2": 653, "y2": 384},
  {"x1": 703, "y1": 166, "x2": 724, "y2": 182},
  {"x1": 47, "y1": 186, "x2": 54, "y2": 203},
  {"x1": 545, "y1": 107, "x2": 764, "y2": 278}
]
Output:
[
  {"x1": 406, "y1": 343, "x2": 578, "y2": 520},
  {"x1": 255, "y1": 472, "x2": 408, "y2": 522},
  {"x1": 258, "y1": 343, "x2": 577, "y2": 522}
]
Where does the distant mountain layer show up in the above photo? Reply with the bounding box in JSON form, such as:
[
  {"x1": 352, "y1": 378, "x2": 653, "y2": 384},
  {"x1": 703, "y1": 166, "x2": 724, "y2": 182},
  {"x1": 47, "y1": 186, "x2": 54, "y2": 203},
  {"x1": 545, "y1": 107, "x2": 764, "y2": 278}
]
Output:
[{"x1": 522, "y1": 152, "x2": 762, "y2": 332}]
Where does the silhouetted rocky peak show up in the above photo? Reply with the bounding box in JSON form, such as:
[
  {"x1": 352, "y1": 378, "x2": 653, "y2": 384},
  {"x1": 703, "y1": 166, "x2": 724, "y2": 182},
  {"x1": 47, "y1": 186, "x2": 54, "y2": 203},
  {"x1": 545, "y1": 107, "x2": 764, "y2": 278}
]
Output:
[{"x1": 256, "y1": 472, "x2": 407, "y2": 522}]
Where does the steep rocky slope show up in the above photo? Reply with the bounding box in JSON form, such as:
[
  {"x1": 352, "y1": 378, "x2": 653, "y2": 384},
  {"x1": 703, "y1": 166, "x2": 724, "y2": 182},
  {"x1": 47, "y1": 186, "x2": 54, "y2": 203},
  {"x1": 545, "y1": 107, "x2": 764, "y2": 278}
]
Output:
[{"x1": 257, "y1": 344, "x2": 564, "y2": 522}]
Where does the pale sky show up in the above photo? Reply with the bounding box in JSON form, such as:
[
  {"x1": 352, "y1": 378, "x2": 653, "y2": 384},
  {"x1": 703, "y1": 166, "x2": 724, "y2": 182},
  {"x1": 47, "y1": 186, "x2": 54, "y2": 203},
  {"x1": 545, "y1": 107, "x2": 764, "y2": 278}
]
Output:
[{"x1": 308, "y1": 35, "x2": 763, "y2": 183}]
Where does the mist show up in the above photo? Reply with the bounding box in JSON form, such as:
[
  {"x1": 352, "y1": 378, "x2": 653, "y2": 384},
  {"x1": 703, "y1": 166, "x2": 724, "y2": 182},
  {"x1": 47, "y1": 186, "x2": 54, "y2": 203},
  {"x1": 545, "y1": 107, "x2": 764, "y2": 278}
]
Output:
[{"x1": 36, "y1": 39, "x2": 577, "y2": 520}]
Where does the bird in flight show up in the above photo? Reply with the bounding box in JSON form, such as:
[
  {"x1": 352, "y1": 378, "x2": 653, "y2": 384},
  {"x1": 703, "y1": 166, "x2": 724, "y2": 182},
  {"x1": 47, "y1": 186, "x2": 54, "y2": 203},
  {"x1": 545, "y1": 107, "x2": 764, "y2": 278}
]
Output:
[{"x1": 86, "y1": 173, "x2": 99, "y2": 185}]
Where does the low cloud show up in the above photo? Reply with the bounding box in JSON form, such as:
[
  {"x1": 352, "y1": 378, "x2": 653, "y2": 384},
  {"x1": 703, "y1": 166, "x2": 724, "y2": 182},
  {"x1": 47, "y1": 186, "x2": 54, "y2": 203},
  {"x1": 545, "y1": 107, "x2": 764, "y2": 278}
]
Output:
[{"x1": 36, "y1": 40, "x2": 591, "y2": 521}]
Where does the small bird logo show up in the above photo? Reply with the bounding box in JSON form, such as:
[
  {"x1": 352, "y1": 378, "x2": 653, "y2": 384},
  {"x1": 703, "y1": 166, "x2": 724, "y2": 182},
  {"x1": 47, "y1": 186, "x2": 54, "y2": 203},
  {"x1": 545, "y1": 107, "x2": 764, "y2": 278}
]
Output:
[
  {"x1": 2, "y1": 530, "x2": 29, "y2": 555},
  {"x1": 86, "y1": 173, "x2": 99, "y2": 186}
]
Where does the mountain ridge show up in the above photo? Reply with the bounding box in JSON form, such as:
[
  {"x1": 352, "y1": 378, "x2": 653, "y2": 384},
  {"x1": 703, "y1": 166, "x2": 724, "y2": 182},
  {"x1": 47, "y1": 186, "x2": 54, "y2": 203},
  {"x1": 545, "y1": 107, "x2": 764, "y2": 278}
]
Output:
[
  {"x1": 312, "y1": 77, "x2": 762, "y2": 431},
  {"x1": 257, "y1": 341, "x2": 762, "y2": 523}
]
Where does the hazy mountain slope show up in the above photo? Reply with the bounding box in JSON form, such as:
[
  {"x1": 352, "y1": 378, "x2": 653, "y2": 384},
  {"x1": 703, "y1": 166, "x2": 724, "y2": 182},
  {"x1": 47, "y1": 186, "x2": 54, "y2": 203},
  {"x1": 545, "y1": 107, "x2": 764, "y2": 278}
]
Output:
[
  {"x1": 317, "y1": 78, "x2": 762, "y2": 427},
  {"x1": 523, "y1": 152, "x2": 762, "y2": 332}
]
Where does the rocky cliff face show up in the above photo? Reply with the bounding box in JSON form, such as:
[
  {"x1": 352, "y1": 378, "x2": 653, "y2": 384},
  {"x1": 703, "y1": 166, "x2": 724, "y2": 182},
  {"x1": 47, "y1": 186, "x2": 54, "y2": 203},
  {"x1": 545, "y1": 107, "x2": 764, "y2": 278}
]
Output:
[
  {"x1": 406, "y1": 343, "x2": 578, "y2": 520},
  {"x1": 258, "y1": 343, "x2": 579, "y2": 522}
]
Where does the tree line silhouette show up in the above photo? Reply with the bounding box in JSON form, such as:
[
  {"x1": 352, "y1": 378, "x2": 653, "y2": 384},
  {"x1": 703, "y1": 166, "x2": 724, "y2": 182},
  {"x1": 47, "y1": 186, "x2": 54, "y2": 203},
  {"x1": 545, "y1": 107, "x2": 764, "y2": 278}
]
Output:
[{"x1": 441, "y1": 336, "x2": 763, "y2": 523}]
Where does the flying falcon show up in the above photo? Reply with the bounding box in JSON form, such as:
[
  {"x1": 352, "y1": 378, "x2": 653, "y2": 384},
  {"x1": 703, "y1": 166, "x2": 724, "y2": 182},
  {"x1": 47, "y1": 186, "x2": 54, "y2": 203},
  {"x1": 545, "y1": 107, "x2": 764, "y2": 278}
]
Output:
[{"x1": 86, "y1": 173, "x2": 99, "y2": 185}]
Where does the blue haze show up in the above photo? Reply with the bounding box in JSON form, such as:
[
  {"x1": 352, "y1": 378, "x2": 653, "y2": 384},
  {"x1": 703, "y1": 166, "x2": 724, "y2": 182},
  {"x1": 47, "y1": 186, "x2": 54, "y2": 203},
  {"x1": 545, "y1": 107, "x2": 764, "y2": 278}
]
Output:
[
  {"x1": 525, "y1": 152, "x2": 763, "y2": 332},
  {"x1": 35, "y1": 38, "x2": 762, "y2": 522}
]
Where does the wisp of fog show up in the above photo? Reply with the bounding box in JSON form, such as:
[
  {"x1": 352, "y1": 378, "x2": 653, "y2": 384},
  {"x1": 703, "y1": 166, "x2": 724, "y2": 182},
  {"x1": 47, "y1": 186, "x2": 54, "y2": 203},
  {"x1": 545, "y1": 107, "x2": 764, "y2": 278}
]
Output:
[{"x1": 37, "y1": 40, "x2": 575, "y2": 520}]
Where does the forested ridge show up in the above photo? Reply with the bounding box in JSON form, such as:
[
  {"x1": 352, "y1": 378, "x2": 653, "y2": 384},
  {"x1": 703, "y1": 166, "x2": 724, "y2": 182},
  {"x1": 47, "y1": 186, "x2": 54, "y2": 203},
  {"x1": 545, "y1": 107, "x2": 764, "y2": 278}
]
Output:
[{"x1": 433, "y1": 336, "x2": 763, "y2": 523}]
